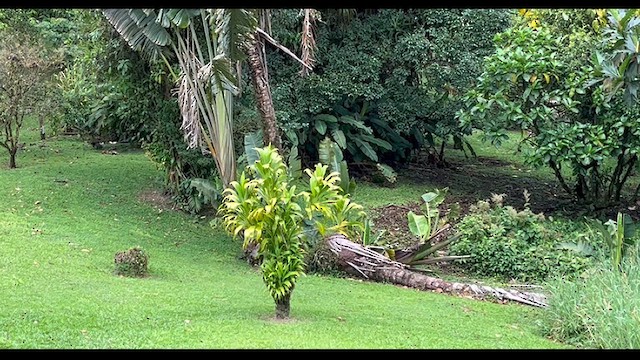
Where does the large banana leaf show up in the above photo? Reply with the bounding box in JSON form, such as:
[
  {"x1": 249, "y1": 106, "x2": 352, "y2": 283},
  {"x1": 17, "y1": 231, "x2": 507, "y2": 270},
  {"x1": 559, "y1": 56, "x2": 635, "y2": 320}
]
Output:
[
  {"x1": 213, "y1": 9, "x2": 257, "y2": 61},
  {"x1": 331, "y1": 128, "x2": 347, "y2": 149},
  {"x1": 318, "y1": 137, "x2": 342, "y2": 173},
  {"x1": 354, "y1": 137, "x2": 378, "y2": 162},
  {"x1": 244, "y1": 130, "x2": 264, "y2": 167}
]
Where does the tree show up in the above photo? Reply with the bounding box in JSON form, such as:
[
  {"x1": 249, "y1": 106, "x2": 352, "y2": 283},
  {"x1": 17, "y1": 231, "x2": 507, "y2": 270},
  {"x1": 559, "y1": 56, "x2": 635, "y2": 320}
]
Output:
[
  {"x1": 591, "y1": 9, "x2": 640, "y2": 200},
  {"x1": 0, "y1": 30, "x2": 61, "y2": 168},
  {"x1": 259, "y1": 9, "x2": 511, "y2": 169},
  {"x1": 220, "y1": 146, "x2": 365, "y2": 319},
  {"x1": 457, "y1": 9, "x2": 640, "y2": 207}
]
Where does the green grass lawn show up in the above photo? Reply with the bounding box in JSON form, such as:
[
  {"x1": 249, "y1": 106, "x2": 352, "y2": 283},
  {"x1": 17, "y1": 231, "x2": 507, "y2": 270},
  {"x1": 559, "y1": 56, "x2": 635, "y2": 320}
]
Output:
[{"x1": 0, "y1": 123, "x2": 572, "y2": 349}]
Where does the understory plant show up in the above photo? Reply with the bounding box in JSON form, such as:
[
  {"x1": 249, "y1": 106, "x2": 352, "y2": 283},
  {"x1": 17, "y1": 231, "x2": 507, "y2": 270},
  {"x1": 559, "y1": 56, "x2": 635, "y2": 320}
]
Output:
[
  {"x1": 449, "y1": 192, "x2": 596, "y2": 282},
  {"x1": 219, "y1": 145, "x2": 365, "y2": 319},
  {"x1": 363, "y1": 188, "x2": 467, "y2": 272},
  {"x1": 595, "y1": 212, "x2": 638, "y2": 271}
]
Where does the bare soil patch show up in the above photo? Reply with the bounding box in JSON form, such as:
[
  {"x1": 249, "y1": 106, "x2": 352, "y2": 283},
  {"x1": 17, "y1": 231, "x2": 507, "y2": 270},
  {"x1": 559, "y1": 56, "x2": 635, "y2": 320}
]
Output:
[{"x1": 137, "y1": 189, "x2": 177, "y2": 211}]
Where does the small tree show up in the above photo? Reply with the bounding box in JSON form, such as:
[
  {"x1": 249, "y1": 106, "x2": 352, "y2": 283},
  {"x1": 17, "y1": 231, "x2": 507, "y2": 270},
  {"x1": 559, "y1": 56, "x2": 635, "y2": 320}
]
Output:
[
  {"x1": 219, "y1": 145, "x2": 365, "y2": 319},
  {"x1": 0, "y1": 30, "x2": 60, "y2": 168}
]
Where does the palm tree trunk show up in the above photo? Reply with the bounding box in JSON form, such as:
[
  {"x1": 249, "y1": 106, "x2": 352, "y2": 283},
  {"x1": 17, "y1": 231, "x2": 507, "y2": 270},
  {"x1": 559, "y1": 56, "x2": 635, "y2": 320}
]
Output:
[
  {"x1": 326, "y1": 234, "x2": 548, "y2": 308},
  {"x1": 246, "y1": 35, "x2": 282, "y2": 152}
]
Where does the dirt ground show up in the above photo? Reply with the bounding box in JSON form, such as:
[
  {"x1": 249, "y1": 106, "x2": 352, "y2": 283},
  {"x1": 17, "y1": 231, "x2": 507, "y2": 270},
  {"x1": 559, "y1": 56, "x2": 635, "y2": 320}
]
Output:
[{"x1": 370, "y1": 154, "x2": 640, "y2": 250}]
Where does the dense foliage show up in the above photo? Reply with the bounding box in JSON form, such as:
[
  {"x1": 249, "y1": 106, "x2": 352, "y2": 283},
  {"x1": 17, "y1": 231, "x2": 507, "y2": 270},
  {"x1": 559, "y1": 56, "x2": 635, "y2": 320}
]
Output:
[
  {"x1": 449, "y1": 193, "x2": 598, "y2": 282},
  {"x1": 235, "y1": 9, "x2": 512, "y2": 169},
  {"x1": 56, "y1": 11, "x2": 171, "y2": 145},
  {"x1": 54, "y1": 10, "x2": 218, "y2": 208}
]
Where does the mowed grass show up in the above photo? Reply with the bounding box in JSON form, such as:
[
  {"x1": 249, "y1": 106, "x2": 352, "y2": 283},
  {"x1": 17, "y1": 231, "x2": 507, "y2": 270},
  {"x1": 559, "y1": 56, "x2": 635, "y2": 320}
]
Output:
[{"x1": 0, "y1": 123, "x2": 571, "y2": 349}]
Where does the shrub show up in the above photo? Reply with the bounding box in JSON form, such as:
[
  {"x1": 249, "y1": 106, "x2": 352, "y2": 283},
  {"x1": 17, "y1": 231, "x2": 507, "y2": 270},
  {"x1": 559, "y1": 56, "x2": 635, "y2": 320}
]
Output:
[
  {"x1": 539, "y1": 243, "x2": 640, "y2": 349},
  {"x1": 448, "y1": 193, "x2": 596, "y2": 282},
  {"x1": 219, "y1": 145, "x2": 365, "y2": 318},
  {"x1": 114, "y1": 246, "x2": 149, "y2": 278},
  {"x1": 142, "y1": 99, "x2": 218, "y2": 213}
]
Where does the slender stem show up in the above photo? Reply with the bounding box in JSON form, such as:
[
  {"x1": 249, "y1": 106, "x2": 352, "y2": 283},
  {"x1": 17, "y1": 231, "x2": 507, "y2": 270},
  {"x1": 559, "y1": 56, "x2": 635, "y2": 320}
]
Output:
[
  {"x1": 438, "y1": 139, "x2": 446, "y2": 162},
  {"x1": 548, "y1": 159, "x2": 573, "y2": 196},
  {"x1": 201, "y1": 10, "x2": 215, "y2": 64},
  {"x1": 616, "y1": 155, "x2": 637, "y2": 201},
  {"x1": 160, "y1": 52, "x2": 178, "y2": 82},
  {"x1": 607, "y1": 148, "x2": 627, "y2": 200}
]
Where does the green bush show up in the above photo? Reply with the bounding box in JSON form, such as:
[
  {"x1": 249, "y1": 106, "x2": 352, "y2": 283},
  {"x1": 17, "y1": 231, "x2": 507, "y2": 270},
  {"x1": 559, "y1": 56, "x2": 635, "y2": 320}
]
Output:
[
  {"x1": 448, "y1": 193, "x2": 596, "y2": 282},
  {"x1": 539, "y1": 244, "x2": 640, "y2": 349},
  {"x1": 114, "y1": 246, "x2": 149, "y2": 278},
  {"x1": 56, "y1": 11, "x2": 170, "y2": 146}
]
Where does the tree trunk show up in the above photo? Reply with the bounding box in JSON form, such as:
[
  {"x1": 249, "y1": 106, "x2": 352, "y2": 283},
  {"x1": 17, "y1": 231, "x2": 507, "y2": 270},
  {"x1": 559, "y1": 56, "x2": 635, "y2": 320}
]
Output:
[
  {"x1": 39, "y1": 115, "x2": 46, "y2": 140},
  {"x1": 325, "y1": 234, "x2": 548, "y2": 308},
  {"x1": 275, "y1": 292, "x2": 291, "y2": 319},
  {"x1": 246, "y1": 34, "x2": 282, "y2": 153},
  {"x1": 8, "y1": 148, "x2": 16, "y2": 169}
]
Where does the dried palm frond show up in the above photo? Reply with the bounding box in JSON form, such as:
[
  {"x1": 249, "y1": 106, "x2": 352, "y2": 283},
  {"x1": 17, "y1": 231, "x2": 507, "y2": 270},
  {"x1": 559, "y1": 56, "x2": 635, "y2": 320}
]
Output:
[{"x1": 300, "y1": 9, "x2": 319, "y2": 77}]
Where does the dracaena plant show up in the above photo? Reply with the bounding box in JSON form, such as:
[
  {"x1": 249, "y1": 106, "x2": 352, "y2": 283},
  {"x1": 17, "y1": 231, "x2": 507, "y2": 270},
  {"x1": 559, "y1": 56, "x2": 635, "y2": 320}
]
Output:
[{"x1": 219, "y1": 145, "x2": 365, "y2": 319}]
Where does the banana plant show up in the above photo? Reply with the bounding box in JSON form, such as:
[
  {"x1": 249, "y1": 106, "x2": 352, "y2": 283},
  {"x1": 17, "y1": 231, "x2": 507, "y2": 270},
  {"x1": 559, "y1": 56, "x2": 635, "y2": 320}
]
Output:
[
  {"x1": 318, "y1": 137, "x2": 356, "y2": 195},
  {"x1": 103, "y1": 9, "x2": 248, "y2": 187},
  {"x1": 407, "y1": 188, "x2": 449, "y2": 240},
  {"x1": 590, "y1": 212, "x2": 638, "y2": 271},
  {"x1": 300, "y1": 97, "x2": 393, "y2": 163},
  {"x1": 103, "y1": 9, "x2": 310, "y2": 187},
  {"x1": 362, "y1": 188, "x2": 468, "y2": 271},
  {"x1": 397, "y1": 189, "x2": 469, "y2": 270}
]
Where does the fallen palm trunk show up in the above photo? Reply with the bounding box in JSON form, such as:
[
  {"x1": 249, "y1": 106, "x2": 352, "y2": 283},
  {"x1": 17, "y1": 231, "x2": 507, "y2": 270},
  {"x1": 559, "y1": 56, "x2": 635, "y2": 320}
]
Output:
[{"x1": 326, "y1": 234, "x2": 548, "y2": 308}]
